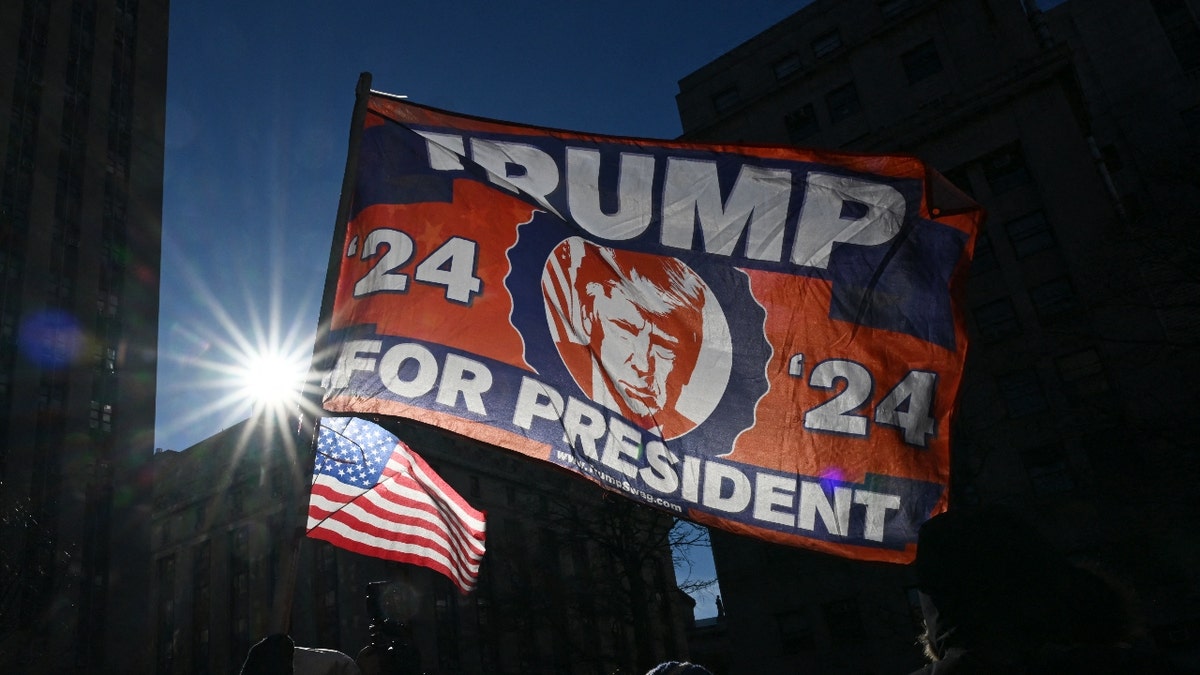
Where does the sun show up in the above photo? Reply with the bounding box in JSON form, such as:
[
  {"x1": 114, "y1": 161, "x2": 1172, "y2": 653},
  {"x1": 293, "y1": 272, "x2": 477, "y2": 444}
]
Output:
[{"x1": 237, "y1": 349, "x2": 308, "y2": 411}]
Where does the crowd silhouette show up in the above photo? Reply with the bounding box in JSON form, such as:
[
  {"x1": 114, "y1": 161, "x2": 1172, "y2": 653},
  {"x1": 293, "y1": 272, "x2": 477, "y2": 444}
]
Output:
[{"x1": 239, "y1": 506, "x2": 1196, "y2": 674}]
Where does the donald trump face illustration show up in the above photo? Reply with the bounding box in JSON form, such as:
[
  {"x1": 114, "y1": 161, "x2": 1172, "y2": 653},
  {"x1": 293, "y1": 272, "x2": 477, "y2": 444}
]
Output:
[{"x1": 542, "y1": 238, "x2": 719, "y2": 439}]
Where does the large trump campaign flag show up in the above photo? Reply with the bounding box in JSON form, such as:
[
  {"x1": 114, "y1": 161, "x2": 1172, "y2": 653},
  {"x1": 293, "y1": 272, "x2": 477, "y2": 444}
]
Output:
[{"x1": 317, "y1": 78, "x2": 984, "y2": 563}]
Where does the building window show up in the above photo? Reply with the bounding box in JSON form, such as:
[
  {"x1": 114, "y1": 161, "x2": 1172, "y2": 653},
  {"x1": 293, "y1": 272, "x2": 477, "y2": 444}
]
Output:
[
  {"x1": 971, "y1": 233, "x2": 997, "y2": 275},
  {"x1": 776, "y1": 609, "x2": 815, "y2": 653},
  {"x1": 902, "y1": 40, "x2": 943, "y2": 83},
  {"x1": 0, "y1": 307, "x2": 16, "y2": 344},
  {"x1": 38, "y1": 382, "x2": 67, "y2": 412},
  {"x1": 1182, "y1": 104, "x2": 1200, "y2": 138},
  {"x1": 89, "y1": 400, "x2": 114, "y2": 432},
  {"x1": 476, "y1": 594, "x2": 491, "y2": 632},
  {"x1": 1030, "y1": 278, "x2": 1077, "y2": 319},
  {"x1": 435, "y1": 582, "x2": 462, "y2": 672},
  {"x1": 193, "y1": 501, "x2": 208, "y2": 529},
  {"x1": 156, "y1": 554, "x2": 177, "y2": 674},
  {"x1": 47, "y1": 258, "x2": 77, "y2": 303},
  {"x1": 996, "y1": 369, "x2": 1048, "y2": 417},
  {"x1": 313, "y1": 544, "x2": 339, "y2": 643},
  {"x1": 1006, "y1": 210, "x2": 1055, "y2": 257},
  {"x1": 773, "y1": 52, "x2": 803, "y2": 80},
  {"x1": 826, "y1": 82, "x2": 862, "y2": 124},
  {"x1": 822, "y1": 598, "x2": 866, "y2": 644},
  {"x1": 571, "y1": 540, "x2": 590, "y2": 581},
  {"x1": 880, "y1": 0, "x2": 914, "y2": 19},
  {"x1": 0, "y1": 252, "x2": 22, "y2": 282},
  {"x1": 812, "y1": 30, "x2": 843, "y2": 58},
  {"x1": 1152, "y1": 0, "x2": 1200, "y2": 74},
  {"x1": 981, "y1": 143, "x2": 1031, "y2": 194},
  {"x1": 97, "y1": 291, "x2": 120, "y2": 318},
  {"x1": 230, "y1": 486, "x2": 245, "y2": 516},
  {"x1": 1022, "y1": 443, "x2": 1074, "y2": 495},
  {"x1": 785, "y1": 104, "x2": 820, "y2": 143},
  {"x1": 193, "y1": 541, "x2": 212, "y2": 674},
  {"x1": 93, "y1": 344, "x2": 117, "y2": 372},
  {"x1": 942, "y1": 165, "x2": 974, "y2": 197},
  {"x1": 973, "y1": 298, "x2": 1021, "y2": 341},
  {"x1": 712, "y1": 87, "x2": 740, "y2": 114},
  {"x1": 1056, "y1": 348, "x2": 1109, "y2": 397}
]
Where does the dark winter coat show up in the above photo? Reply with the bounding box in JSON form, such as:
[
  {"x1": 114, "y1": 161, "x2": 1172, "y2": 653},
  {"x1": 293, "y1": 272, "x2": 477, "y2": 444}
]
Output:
[{"x1": 908, "y1": 507, "x2": 1195, "y2": 675}]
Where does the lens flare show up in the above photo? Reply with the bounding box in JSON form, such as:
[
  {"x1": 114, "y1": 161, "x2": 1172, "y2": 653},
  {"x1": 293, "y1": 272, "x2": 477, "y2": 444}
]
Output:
[
  {"x1": 238, "y1": 350, "x2": 305, "y2": 410},
  {"x1": 18, "y1": 309, "x2": 84, "y2": 370}
]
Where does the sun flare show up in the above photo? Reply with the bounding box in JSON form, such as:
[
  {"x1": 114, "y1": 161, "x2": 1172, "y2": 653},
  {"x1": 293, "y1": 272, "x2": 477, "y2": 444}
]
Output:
[
  {"x1": 155, "y1": 238, "x2": 331, "y2": 455},
  {"x1": 238, "y1": 351, "x2": 307, "y2": 409},
  {"x1": 234, "y1": 345, "x2": 309, "y2": 410}
]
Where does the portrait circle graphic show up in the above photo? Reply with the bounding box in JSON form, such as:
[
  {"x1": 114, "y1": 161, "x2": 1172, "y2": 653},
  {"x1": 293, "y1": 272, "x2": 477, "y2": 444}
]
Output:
[{"x1": 541, "y1": 237, "x2": 732, "y2": 440}]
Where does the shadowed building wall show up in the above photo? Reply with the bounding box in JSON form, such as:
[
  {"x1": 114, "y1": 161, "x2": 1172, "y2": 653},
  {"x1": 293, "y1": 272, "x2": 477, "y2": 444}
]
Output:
[
  {"x1": 0, "y1": 0, "x2": 167, "y2": 671},
  {"x1": 675, "y1": 0, "x2": 1200, "y2": 671}
]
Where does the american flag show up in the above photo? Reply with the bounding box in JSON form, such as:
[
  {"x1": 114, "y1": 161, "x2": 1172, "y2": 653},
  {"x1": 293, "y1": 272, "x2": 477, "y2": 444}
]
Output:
[{"x1": 306, "y1": 416, "x2": 486, "y2": 593}]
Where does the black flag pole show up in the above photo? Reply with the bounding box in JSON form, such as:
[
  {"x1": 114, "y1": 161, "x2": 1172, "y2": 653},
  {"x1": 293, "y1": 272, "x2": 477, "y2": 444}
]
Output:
[
  {"x1": 311, "y1": 71, "x2": 374, "y2": 392},
  {"x1": 269, "y1": 71, "x2": 374, "y2": 634}
]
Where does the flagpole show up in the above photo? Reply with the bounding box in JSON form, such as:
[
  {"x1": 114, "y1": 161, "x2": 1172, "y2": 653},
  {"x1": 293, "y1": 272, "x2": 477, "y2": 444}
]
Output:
[
  {"x1": 313, "y1": 70, "x2": 373, "y2": 382},
  {"x1": 269, "y1": 71, "x2": 374, "y2": 635}
]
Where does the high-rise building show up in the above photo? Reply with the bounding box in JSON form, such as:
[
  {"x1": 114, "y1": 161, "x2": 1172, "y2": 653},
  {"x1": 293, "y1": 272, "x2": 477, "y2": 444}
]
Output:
[
  {"x1": 150, "y1": 414, "x2": 695, "y2": 675},
  {"x1": 0, "y1": 0, "x2": 168, "y2": 671},
  {"x1": 675, "y1": 0, "x2": 1200, "y2": 671}
]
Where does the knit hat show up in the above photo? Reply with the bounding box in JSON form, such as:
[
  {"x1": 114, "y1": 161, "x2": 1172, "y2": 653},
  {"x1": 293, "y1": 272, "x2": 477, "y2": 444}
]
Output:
[{"x1": 645, "y1": 661, "x2": 714, "y2": 675}]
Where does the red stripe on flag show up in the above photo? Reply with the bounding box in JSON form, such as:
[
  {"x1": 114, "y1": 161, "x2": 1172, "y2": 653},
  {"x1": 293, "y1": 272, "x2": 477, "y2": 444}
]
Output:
[
  {"x1": 306, "y1": 523, "x2": 469, "y2": 591},
  {"x1": 383, "y1": 453, "x2": 486, "y2": 550},
  {"x1": 319, "y1": 477, "x2": 484, "y2": 567},
  {"x1": 306, "y1": 417, "x2": 487, "y2": 593},
  {"x1": 313, "y1": 501, "x2": 474, "y2": 579},
  {"x1": 309, "y1": 467, "x2": 486, "y2": 561}
]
